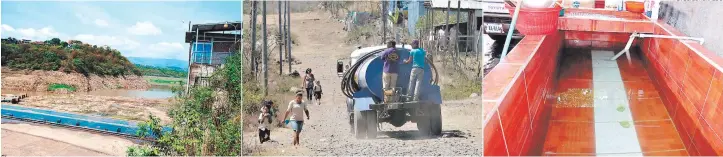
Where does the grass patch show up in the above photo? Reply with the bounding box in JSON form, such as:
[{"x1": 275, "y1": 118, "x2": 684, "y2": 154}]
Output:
[
  {"x1": 150, "y1": 79, "x2": 184, "y2": 84},
  {"x1": 441, "y1": 77, "x2": 481, "y2": 100},
  {"x1": 345, "y1": 24, "x2": 377, "y2": 44},
  {"x1": 47, "y1": 83, "x2": 76, "y2": 92},
  {"x1": 144, "y1": 76, "x2": 185, "y2": 86}
]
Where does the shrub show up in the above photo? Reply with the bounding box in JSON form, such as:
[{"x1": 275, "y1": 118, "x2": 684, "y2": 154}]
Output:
[
  {"x1": 1, "y1": 37, "x2": 141, "y2": 77},
  {"x1": 128, "y1": 53, "x2": 244, "y2": 156},
  {"x1": 47, "y1": 83, "x2": 76, "y2": 92}
]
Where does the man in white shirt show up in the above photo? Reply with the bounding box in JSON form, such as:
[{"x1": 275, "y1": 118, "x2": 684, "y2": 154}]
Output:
[{"x1": 283, "y1": 92, "x2": 310, "y2": 146}]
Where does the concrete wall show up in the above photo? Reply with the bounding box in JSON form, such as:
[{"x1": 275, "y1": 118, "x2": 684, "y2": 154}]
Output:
[
  {"x1": 189, "y1": 64, "x2": 217, "y2": 86},
  {"x1": 658, "y1": 1, "x2": 723, "y2": 57}
]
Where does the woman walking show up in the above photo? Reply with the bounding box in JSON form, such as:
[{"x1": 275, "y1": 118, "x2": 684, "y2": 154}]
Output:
[
  {"x1": 283, "y1": 92, "x2": 310, "y2": 146},
  {"x1": 301, "y1": 68, "x2": 315, "y2": 101}
]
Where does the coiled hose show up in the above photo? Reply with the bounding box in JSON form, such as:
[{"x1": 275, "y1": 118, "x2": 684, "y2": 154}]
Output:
[{"x1": 341, "y1": 48, "x2": 439, "y2": 98}]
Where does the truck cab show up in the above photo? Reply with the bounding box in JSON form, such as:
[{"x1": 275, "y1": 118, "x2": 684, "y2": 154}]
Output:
[{"x1": 481, "y1": 0, "x2": 523, "y2": 41}]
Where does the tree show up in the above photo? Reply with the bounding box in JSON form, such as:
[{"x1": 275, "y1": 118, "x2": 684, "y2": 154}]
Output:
[
  {"x1": 50, "y1": 38, "x2": 61, "y2": 45},
  {"x1": 7, "y1": 37, "x2": 18, "y2": 44},
  {"x1": 61, "y1": 41, "x2": 69, "y2": 48}
]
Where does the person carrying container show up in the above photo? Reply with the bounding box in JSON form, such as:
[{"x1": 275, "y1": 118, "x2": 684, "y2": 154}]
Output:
[
  {"x1": 403, "y1": 40, "x2": 426, "y2": 101},
  {"x1": 282, "y1": 92, "x2": 310, "y2": 146},
  {"x1": 380, "y1": 40, "x2": 399, "y2": 102}
]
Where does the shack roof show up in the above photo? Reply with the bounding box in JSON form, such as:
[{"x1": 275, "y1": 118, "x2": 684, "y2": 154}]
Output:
[{"x1": 191, "y1": 21, "x2": 242, "y2": 32}]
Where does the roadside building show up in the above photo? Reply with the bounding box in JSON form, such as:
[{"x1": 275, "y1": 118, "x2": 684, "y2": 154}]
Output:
[{"x1": 184, "y1": 21, "x2": 241, "y2": 88}]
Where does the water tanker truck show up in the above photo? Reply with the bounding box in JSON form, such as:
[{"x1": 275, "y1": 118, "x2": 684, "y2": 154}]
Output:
[{"x1": 337, "y1": 44, "x2": 442, "y2": 139}]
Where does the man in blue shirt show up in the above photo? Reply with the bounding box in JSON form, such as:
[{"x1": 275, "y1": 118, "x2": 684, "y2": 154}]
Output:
[
  {"x1": 380, "y1": 41, "x2": 399, "y2": 102},
  {"x1": 403, "y1": 40, "x2": 426, "y2": 101}
]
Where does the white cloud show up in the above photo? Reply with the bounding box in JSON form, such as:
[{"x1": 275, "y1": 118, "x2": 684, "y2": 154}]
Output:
[
  {"x1": 94, "y1": 19, "x2": 109, "y2": 27},
  {"x1": 73, "y1": 34, "x2": 140, "y2": 50},
  {"x1": 127, "y1": 21, "x2": 162, "y2": 35},
  {"x1": 5, "y1": 26, "x2": 61, "y2": 41},
  {"x1": 74, "y1": 5, "x2": 114, "y2": 28},
  {"x1": 1, "y1": 24, "x2": 15, "y2": 32}
]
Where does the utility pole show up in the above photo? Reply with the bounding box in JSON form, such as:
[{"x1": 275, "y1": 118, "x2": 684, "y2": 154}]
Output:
[
  {"x1": 382, "y1": 1, "x2": 387, "y2": 44},
  {"x1": 431, "y1": 8, "x2": 436, "y2": 57},
  {"x1": 240, "y1": 2, "x2": 245, "y2": 103},
  {"x1": 278, "y1": 1, "x2": 283, "y2": 75},
  {"x1": 262, "y1": 1, "x2": 269, "y2": 96},
  {"x1": 286, "y1": 1, "x2": 292, "y2": 74},
  {"x1": 444, "y1": 0, "x2": 450, "y2": 67},
  {"x1": 456, "y1": 0, "x2": 461, "y2": 69},
  {"x1": 393, "y1": 1, "x2": 398, "y2": 43},
  {"x1": 185, "y1": 21, "x2": 192, "y2": 94},
  {"x1": 251, "y1": 1, "x2": 258, "y2": 78},
  {"x1": 285, "y1": 1, "x2": 291, "y2": 74},
  {"x1": 478, "y1": 10, "x2": 484, "y2": 79}
]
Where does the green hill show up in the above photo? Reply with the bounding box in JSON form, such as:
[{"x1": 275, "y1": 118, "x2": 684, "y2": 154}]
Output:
[
  {"x1": 1, "y1": 37, "x2": 141, "y2": 76},
  {"x1": 135, "y1": 64, "x2": 187, "y2": 78}
]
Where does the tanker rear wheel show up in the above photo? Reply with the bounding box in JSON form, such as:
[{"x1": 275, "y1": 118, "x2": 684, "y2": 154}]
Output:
[
  {"x1": 354, "y1": 110, "x2": 378, "y2": 139},
  {"x1": 353, "y1": 110, "x2": 366, "y2": 139},
  {"x1": 416, "y1": 116, "x2": 431, "y2": 136},
  {"x1": 430, "y1": 105, "x2": 442, "y2": 136},
  {"x1": 416, "y1": 105, "x2": 443, "y2": 136},
  {"x1": 364, "y1": 110, "x2": 378, "y2": 139}
]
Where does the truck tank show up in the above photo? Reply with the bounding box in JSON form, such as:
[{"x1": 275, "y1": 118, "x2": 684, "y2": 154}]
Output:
[
  {"x1": 340, "y1": 44, "x2": 443, "y2": 139},
  {"x1": 343, "y1": 45, "x2": 442, "y2": 106}
]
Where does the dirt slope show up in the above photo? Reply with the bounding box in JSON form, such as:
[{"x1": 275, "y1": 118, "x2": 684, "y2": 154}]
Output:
[
  {"x1": 243, "y1": 11, "x2": 481, "y2": 156},
  {"x1": 1, "y1": 67, "x2": 150, "y2": 92}
]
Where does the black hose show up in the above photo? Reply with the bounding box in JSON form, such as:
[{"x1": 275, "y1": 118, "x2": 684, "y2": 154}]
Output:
[
  {"x1": 341, "y1": 48, "x2": 440, "y2": 98},
  {"x1": 341, "y1": 49, "x2": 386, "y2": 98}
]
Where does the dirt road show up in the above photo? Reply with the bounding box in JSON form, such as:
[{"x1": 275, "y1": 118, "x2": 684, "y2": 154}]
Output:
[{"x1": 243, "y1": 11, "x2": 481, "y2": 156}]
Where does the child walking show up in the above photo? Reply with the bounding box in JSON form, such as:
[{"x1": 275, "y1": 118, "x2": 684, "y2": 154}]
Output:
[
  {"x1": 258, "y1": 101, "x2": 274, "y2": 143},
  {"x1": 313, "y1": 80, "x2": 322, "y2": 105}
]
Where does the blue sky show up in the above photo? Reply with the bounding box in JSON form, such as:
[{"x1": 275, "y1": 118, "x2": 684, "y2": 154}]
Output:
[{"x1": 1, "y1": 1, "x2": 241, "y2": 61}]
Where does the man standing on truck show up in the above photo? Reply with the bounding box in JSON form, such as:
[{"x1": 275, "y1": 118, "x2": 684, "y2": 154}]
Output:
[
  {"x1": 380, "y1": 40, "x2": 399, "y2": 102},
  {"x1": 404, "y1": 40, "x2": 426, "y2": 101}
]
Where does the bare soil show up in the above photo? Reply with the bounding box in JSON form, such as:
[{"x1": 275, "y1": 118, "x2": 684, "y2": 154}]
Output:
[
  {"x1": 242, "y1": 11, "x2": 482, "y2": 156},
  {"x1": 1, "y1": 67, "x2": 150, "y2": 92}
]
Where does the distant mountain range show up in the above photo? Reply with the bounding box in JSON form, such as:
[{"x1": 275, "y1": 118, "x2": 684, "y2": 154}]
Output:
[{"x1": 127, "y1": 57, "x2": 188, "y2": 71}]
